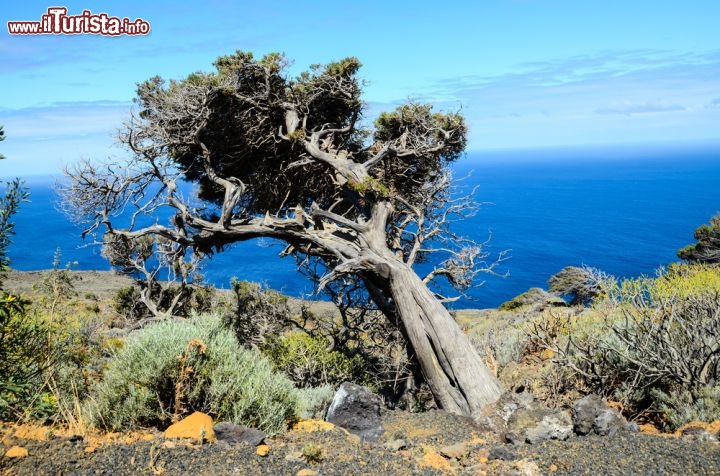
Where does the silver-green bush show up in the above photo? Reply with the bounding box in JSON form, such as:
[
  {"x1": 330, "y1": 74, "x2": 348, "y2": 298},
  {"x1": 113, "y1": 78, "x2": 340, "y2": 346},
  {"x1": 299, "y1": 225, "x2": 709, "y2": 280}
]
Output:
[
  {"x1": 655, "y1": 386, "x2": 720, "y2": 430},
  {"x1": 295, "y1": 384, "x2": 335, "y2": 420},
  {"x1": 85, "y1": 314, "x2": 301, "y2": 434}
]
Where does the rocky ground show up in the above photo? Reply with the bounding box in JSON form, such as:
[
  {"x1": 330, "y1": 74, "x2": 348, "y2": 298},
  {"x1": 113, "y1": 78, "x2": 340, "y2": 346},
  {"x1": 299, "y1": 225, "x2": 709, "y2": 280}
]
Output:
[{"x1": 2, "y1": 410, "x2": 720, "y2": 475}]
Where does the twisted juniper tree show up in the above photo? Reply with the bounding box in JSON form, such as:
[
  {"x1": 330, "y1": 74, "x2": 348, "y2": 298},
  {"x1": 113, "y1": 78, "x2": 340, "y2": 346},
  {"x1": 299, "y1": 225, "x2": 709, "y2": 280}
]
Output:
[
  {"x1": 678, "y1": 214, "x2": 720, "y2": 264},
  {"x1": 62, "y1": 52, "x2": 503, "y2": 416},
  {"x1": 548, "y1": 265, "x2": 607, "y2": 306}
]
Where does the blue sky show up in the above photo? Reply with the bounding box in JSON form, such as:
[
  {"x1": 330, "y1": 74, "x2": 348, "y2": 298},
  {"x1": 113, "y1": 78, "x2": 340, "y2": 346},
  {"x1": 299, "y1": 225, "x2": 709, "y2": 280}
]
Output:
[{"x1": 1, "y1": 1, "x2": 719, "y2": 176}]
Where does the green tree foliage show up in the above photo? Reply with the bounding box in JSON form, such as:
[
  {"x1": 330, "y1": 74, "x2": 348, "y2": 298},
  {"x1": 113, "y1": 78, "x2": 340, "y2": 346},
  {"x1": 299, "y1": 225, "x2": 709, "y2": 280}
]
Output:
[
  {"x1": 548, "y1": 265, "x2": 606, "y2": 306},
  {"x1": 0, "y1": 125, "x2": 5, "y2": 161},
  {"x1": 0, "y1": 126, "x2": 52, "y2": 420},
  {"x1": 0, "y1": 125, "x2": 30, "y2": 282},
  {"x1": 0, "y1": 294, "x2": 55, "y2": 420},
  {"x1": 678, "y1": 213, "x2": 720, "y2": 264}
]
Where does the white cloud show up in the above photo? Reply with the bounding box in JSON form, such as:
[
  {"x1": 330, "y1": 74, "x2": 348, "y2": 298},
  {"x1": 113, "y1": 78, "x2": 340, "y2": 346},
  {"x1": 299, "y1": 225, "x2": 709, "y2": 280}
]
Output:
[
  {"x1": 1, "y1": 101, "x2": 132, "y2": 177},
  {"x1": 595, "y1": 102, "x2": 685, "y2": 116},
  {"x1": 1, "y1": 100, "x2": 131, "y2": 139},
  {"x1": 417, "y1": 49, "x2": 720, "y2": 148}
]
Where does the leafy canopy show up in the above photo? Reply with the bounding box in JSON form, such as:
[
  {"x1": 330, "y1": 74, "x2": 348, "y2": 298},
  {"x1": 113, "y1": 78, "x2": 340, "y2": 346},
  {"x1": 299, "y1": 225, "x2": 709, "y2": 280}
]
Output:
[
  {"x1": 130, "y1": 51, "x2": 466, "y2": 219},
  {"x1": 678, "y1": 213, "x2": 720, "y2": 264}
]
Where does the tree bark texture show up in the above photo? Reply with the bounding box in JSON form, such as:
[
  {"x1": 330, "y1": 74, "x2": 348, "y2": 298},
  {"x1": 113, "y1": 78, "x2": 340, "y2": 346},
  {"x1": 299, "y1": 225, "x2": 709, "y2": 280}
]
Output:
[{"x1": 386, "y1": 262, "x2": 502, "y2": 415}]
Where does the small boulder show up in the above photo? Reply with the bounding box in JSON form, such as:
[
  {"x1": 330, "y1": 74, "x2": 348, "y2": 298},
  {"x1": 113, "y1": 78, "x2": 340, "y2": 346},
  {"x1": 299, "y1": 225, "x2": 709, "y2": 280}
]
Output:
[
  {"x1": 476, "y1": 391, "x2": 536, "y2": 433},
  {"x1": 285, "y1": 450, "x2": 305, "y2": 463},
  {"x1": 164, "y1": 412, "x2": 216, "y2": 442},
  {"x1": 439, "y1": 441, "x2": 470, "y2": 460},
  {"x1": 679, "y1": 421, "x2": 720, "y2": 440},
  {"x1": 572, "y1": 395, "x2": 631, "y2": 436},
  {"x1": 213, "y1": 422, "x2": 266, "y2": 446},
  {"x1": 678, "y1": 425, "x2": 718, "y2": 442},
  {"x1": 512, "y1": 459, "x2": 542, "y2": 476},
  {"x1": 384, "y1": 438, "x2": 408, "y2": 452},
  {"x1": 325, "y1": 382, "x2": 384, "y2": 442},
  {"x1": 488, "y1": 446, "x2": 517, "y2": 461},
  {"x1": 594, "y1": 409, "x2": 629, "y2": 436},
  {"x1": 507, "y1": 407, "x2": 573, "y2": 444},
  {"x1": 296, "y1": 470, "x2": 319, "y2": 476},
  {"x1": 4, "y1": 446, "x2": 29, "y2": 458}
]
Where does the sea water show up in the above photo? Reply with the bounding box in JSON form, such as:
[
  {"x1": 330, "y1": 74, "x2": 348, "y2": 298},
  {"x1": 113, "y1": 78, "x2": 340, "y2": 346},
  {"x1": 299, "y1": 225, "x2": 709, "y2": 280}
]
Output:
[{"x1": 5, "y1": 143, "x2": 720, "y2": 309}]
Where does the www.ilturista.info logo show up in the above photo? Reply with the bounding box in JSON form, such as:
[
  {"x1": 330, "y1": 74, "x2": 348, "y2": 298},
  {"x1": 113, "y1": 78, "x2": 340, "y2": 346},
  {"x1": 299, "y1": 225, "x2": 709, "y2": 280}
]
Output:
[{"x1": 7, "y1": 7, "x2": 150, "y2": 36}]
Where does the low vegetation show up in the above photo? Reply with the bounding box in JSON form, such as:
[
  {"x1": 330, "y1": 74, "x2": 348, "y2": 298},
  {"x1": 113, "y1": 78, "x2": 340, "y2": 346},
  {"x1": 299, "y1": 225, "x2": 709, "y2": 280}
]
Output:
[
  {"x1": 547, "y1": 265, "x2": 607, "y2": 306},
  {"x1": 6, "y1": 258, "x2": 720, "y2": 433},
  {"x1": 678, "y1": 213, "x2": 720, "y2": 264},
  {"x1": 0, "y1": 293, "x2": 54, "y2": 421},
  {"x1": 0, "y1": 169, "x2": 56, "y2": 421},
  {"x1": 223, "y1": 279, "x2": 416, "y2": 406},
  {"x1": 490, "y1": 262, "x2": 720, "y2": 430},
  {"x1": 84, "y1": 314, "x2": 304, "y2": 435}
]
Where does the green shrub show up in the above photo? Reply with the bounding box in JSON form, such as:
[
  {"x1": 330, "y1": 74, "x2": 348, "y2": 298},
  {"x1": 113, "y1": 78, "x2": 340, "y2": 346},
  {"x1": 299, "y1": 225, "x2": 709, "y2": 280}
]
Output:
[
  {"x1": 223, "y1": 279, "x2": 290, "y2": 348},
  {"x1": 40, "y1": 249, "x2": 77, "y2": 303},
  {"x1": 45, "y1": 312, "x2": 109, "y2": 426},
  {"x1": 530, "y1": 263, "x2": 720, "y2": 422},
  {"x1": 0, "y1": 293, "x2": 55, "y2": 420},
  {"x1": 654, "y1": 385, "x2": 720, "y2": 430},
  {"x1": 289, "y1": 283, "x2": 414, "y2": 406},
  {"x1": 85, "y1": 314, "x2": 300, "y2": 434},
  {"x1": 221, "y1": 280, "x2": 414, "y2": 406},
  {"x1": 484, "y1": 324, "x2": 529, "y2": 370},
  {"x1": 0, "y1": 142, "x2": 64, "y2": 421},
  {"x1": 548, "y1": 266, "x2": 607, "y2": 306},
  {"x1": 112, "y1": 286, "x2": 147, "y2": 321},
  {"x1": 295, "y1": 384, "x2": 335, "y2": 420},
  {"x1": 113, "y1": 284, "x2": 216, "y2": 321},
  {"x1": 263, "y1": 332, "x2": 364, "y2": 388},
  {"x1": 499, "y1": 287, "x2": 562, "y2": 311},
  {"x1": 301, "y1": 442, "x2": 324, "y2": 464},
  {"x1": 0, "y1": 279, "x2": 109, "y2": 424},
  {"x1": 189, "y1": 286, "x2": 215, "y2": 315}
]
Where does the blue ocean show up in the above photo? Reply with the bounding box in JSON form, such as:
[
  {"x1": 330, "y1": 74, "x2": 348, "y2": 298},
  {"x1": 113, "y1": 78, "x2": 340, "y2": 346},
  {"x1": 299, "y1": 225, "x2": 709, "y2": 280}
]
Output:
[{"x1": 5, "y1": 143, "x2": 720, "y2": 309}]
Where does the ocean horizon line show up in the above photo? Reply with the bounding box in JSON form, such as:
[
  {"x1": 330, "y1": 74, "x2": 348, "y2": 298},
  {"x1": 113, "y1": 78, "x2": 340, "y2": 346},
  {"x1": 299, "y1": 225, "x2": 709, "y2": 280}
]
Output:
[{"x1": 3, "y1": 140, "x2": 720, "y2": 181}]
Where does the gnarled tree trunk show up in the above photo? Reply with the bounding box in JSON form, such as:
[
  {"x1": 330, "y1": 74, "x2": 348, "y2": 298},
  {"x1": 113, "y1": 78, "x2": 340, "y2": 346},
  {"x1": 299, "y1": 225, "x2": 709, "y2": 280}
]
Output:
[
  {"x1": 385, "y1": 262, "x2": 502, "y2": 416},
  {"x1": 359, "y1": 202, "x2": 502, "y2": 416}
]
